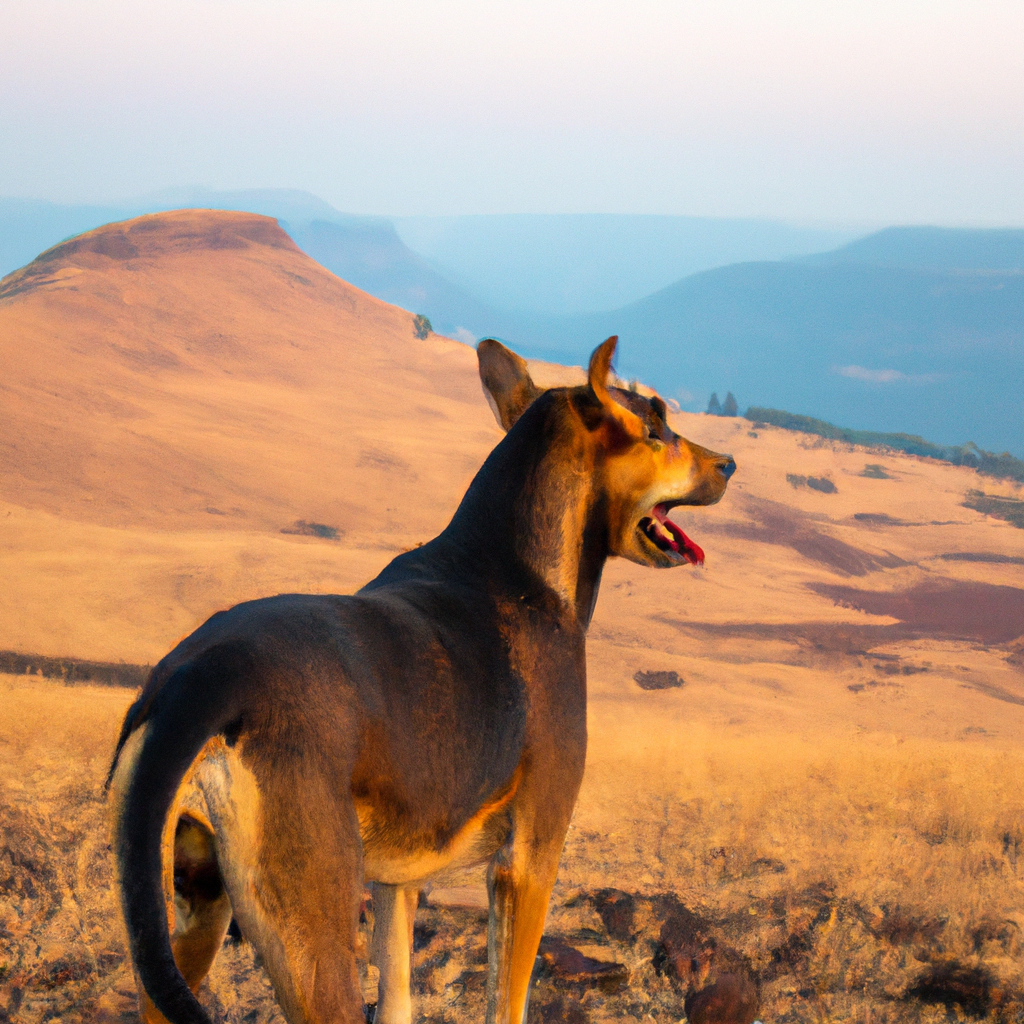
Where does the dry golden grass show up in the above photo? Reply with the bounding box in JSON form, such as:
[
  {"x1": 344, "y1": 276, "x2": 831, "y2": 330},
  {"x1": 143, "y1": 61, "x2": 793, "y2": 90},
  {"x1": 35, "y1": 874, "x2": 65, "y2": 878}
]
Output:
[
  {"x1": 2, "y1": 210, "x2": 1024, "y2": 1022},
  {"x1": 7, "y1": 677, "x2": 1024, "y2": 1022}
]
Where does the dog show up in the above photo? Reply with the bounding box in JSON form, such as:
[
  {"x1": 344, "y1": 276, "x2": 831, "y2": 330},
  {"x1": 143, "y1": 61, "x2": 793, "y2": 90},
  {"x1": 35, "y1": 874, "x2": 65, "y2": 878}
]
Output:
[{"x1": 107, "y1": 335, "x2": 736, "y2": 1024}]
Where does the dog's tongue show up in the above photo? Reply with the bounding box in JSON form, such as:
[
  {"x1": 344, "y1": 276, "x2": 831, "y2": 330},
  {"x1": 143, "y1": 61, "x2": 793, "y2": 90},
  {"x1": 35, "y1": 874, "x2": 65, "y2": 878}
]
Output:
[{"x1": 653, "y1": 504, "x2": 705, "y2": 566}]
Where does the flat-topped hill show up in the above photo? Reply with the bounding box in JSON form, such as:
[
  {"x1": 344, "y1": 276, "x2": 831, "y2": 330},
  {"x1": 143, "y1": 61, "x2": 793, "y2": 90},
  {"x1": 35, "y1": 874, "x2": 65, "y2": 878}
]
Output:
[{"x1": 0, "y1": 209, "x2": 491, "y2": 539}]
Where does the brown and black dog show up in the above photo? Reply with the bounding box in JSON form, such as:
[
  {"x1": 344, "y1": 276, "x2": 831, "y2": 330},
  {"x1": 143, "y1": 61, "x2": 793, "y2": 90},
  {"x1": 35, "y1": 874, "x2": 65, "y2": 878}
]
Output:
[{"x1": 107, "y1": 336, "x2": 735, "y2": 1024}]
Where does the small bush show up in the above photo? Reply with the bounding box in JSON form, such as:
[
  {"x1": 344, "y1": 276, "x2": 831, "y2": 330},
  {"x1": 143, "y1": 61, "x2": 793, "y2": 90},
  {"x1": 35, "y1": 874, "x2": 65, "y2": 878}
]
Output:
[
  {"x1": 281, "y1": 520, "x2": 342, "y2": 540},
  {"x1": 807, "y1": 477, "x2": 837, "y2": 494},
  {"x1": 413, "y1": 314, "x2": 433, "y2": 340},
  {"x1": 787, "y1": 474, "x2": 835, "y2": 493},
  {"x1": 634, "y1": 670, "x2": 684, "y2": 690},
  {"x1": 861, "y1": 464, "x2": 891, "y2": 479}
]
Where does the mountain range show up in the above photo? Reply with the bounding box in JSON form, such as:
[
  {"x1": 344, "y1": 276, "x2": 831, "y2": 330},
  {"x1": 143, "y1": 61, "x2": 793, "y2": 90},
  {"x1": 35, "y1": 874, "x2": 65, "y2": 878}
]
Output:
[
  {"x1": 2, "y1": 190, "x2": 1021, "y2": 456},
  {"x1": 526, "y1": 239, "x2": 1024, "y2": 458}
]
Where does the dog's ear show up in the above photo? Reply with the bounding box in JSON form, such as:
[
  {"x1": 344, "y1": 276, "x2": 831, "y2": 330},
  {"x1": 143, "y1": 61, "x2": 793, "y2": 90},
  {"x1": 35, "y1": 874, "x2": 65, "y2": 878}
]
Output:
[
  {"x1": 587, "y1": 336, "x2": 645, "y2": 440},
  {"x1": 477, "y1": 338, "x2": 542, "y2": 432}
]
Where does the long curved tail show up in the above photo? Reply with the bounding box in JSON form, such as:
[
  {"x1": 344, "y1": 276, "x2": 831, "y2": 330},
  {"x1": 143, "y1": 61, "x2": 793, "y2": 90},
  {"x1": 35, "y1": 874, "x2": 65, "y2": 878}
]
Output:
[{"x1": 112, "y1": 644, "x2": 248, "y2": 1024}]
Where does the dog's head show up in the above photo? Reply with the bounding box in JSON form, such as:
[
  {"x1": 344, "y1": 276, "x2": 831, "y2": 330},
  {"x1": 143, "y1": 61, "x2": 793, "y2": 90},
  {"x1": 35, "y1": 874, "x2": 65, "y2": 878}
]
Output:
[{"x1": 478, "y1": 335, "x2": 736, "y2": 569}]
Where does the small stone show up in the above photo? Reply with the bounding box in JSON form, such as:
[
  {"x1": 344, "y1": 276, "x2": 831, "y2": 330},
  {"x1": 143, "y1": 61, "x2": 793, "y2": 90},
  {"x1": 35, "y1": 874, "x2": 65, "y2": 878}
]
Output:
[
  {"x1": 538, "y1": 937, "x2": 629, "y2": 994},
  {"x1": 633, "y1": 670, "x2": 683, "y2": 690}
]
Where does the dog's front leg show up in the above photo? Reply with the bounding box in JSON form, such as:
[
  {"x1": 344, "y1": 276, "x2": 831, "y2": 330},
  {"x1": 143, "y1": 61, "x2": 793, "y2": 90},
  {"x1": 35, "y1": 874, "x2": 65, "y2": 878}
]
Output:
[
  {"x1": 370, "y1": 882, "x2": 419, "y2": 1024},
  {"x1": 485, "y1": 813, "x2": 568, "y2": 1024}
]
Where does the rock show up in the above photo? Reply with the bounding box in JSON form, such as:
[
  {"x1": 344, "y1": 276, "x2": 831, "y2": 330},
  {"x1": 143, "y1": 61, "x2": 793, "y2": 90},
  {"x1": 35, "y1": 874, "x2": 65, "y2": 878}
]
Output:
[
  {"x1": 633, "y1": 670, "x2": 683, "y2": 690},
  {"x1": 537, "y1": 937, "x2": 629, "y2": 994},
  {"x1": 592, "y1": 888, "x2": 636, "y2": 940},
  {"x1": 653, "y1": 906, "x2": 716, "y2": 988},
  {"x1": 685, "y1": 973, "x2": 760, "y2": 1024}
]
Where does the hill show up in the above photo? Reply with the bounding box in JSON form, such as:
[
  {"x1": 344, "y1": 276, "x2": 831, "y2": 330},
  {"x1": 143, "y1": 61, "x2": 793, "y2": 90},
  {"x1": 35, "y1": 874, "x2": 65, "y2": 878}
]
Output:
[
  {"x1": 2, "y1": 211, "x2": 1024, "y2": 1024},
  {"x1": 0, "y1": 197, "x2": 130, "y2": 280},
  {"x1": 8, "y1": 197, "x2": 1021, "y2": 462},
  {"x1": 0, "y1": 209, "x2": 494, "y2": 542},
  {"x1": 392, "y1": 213, "x2": 860, "y2": 314},
  {"x1": 520, "y1": 254, "x2": 1024, "y2": 458},
  {"x1": 803, "y1": 224, "x2": 1024, "y2": 271},
  {"x1": 0, "y1": 190, "x2": 503, "y2": 341},
  {"x1": 283, "y1": 218, "x2": 502, "y2": 340}
]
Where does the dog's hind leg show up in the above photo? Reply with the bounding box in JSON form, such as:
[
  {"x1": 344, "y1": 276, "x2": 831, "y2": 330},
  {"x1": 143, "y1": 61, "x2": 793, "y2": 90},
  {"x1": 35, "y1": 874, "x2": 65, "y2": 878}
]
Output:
[
  {"x1": 369, "y1": 883, "x2": 419, "y2": 1024},
  {"x1": 200, "y1": 750, "x2": 366, "y2": 1024}
]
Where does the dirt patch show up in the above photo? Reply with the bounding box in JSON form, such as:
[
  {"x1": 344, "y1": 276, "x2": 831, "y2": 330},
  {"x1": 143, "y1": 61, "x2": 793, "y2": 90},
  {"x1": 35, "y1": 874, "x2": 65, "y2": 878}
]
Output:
[
  {"x1": 656, "y1": 617, "x2": 913, "y2": 665},
  {"x1": 938, "y1": 551, "x2": 1024, "y2": 565},
  {"x1": 905, "y1": 960, "x2": 999, "y2": 1017},
  {"x1": 357, "y1": 447, "x2": 412, "y2": 474},
  {"x1": 811, "y1": 579, "x2": 1024, "y2": 645},
  {"x1": 713, "y1": 498, "x2": 904, "y2": 576}
]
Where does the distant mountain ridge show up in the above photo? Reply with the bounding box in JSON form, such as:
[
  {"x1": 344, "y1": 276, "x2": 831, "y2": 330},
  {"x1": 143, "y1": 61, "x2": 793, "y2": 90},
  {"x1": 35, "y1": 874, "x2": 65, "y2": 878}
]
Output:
[
  {"x1": 392, "y1": 213, "x2": 862, "y2": 314},
  {"x1": 801, "y1": 225, "x2": 1024, "y2": 271},
  {"x1": 521, "y1": 256, "x2": 1023, "y2": 458},
  {"x1": 3, "y1": 191, "x2": 1021, "y2": 457}
]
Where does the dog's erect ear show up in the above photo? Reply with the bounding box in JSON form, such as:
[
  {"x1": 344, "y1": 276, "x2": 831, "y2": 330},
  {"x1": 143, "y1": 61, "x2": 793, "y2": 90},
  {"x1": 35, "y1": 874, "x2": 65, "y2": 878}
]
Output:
[
  {"x1": 587, "y1": 336, "x2": 645, "y2": 440},
  {"x1": 477, "y1": 338, "x2": 543, "y2": 432}
]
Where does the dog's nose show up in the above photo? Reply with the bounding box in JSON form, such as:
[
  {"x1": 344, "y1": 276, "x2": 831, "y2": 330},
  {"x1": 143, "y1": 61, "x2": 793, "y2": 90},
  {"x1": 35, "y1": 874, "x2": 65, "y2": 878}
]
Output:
[{"x1": 718, "y1": 456, "x2": 737, "y2": 479}]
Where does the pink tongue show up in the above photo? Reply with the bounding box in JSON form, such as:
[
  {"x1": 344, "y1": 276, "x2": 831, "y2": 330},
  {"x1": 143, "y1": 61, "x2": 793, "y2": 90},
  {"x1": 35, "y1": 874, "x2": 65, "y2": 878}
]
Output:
[
  {"x1": 670, "y1": 522, "x2": 705, "y2": 566},
  {"x1": 655, "y1": 507, "x2": 705, "y2": 566}
]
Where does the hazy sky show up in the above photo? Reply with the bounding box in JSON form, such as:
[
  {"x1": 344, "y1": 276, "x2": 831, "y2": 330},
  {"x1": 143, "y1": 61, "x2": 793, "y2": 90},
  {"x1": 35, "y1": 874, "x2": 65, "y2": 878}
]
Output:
[{"x1": 2, "y1": 0, "x2": 1022, "y2": 222}]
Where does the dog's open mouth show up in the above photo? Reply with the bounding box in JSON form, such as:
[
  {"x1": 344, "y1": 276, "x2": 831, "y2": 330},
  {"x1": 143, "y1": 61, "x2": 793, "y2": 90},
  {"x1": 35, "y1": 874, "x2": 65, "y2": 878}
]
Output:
[{"x1": 638, "y1": 503, "x2": 705, "y2": 565}]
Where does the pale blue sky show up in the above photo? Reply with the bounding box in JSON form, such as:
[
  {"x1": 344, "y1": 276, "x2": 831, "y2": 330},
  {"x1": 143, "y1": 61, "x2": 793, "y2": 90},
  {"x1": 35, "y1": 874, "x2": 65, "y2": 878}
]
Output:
[{"x1": 2, "y1": 0, "x2": 1022, "y2": 222}]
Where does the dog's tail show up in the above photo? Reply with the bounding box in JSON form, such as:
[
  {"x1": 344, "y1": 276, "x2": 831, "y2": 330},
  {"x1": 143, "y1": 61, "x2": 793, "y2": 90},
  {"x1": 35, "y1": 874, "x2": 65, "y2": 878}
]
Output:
[{"x1": 112, "y1": 643, "x2": 249, "y2": 1024}]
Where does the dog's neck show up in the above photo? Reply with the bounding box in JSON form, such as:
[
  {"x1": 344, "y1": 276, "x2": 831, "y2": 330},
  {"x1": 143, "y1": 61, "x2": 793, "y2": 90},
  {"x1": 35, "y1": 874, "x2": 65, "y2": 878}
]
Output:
[{"x1": 422, "y1": 391, "x2": 609, "y2": 629}]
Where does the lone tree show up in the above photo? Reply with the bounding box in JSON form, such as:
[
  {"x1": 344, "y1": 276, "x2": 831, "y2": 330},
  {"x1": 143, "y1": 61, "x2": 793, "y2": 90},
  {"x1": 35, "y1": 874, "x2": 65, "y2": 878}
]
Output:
[
  {"x1": 706, "y1": 392, "x2": 722, "y2": 416},
  {"x1": 413, "y1": 314, "x2": 433, "y2": 340},
  {"x1": 722, "y1": 391, "x2": 738, "y2": 417}
]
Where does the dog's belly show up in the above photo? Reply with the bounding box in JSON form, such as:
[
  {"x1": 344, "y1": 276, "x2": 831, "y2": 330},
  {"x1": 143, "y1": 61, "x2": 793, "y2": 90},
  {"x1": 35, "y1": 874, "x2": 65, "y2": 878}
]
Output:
[
  {"x1": 358, "y1": 802, "x2": 511, "y2": 885},
  {"x1": 356, "y1": 765, "x2": 520, "y2": 885}
]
